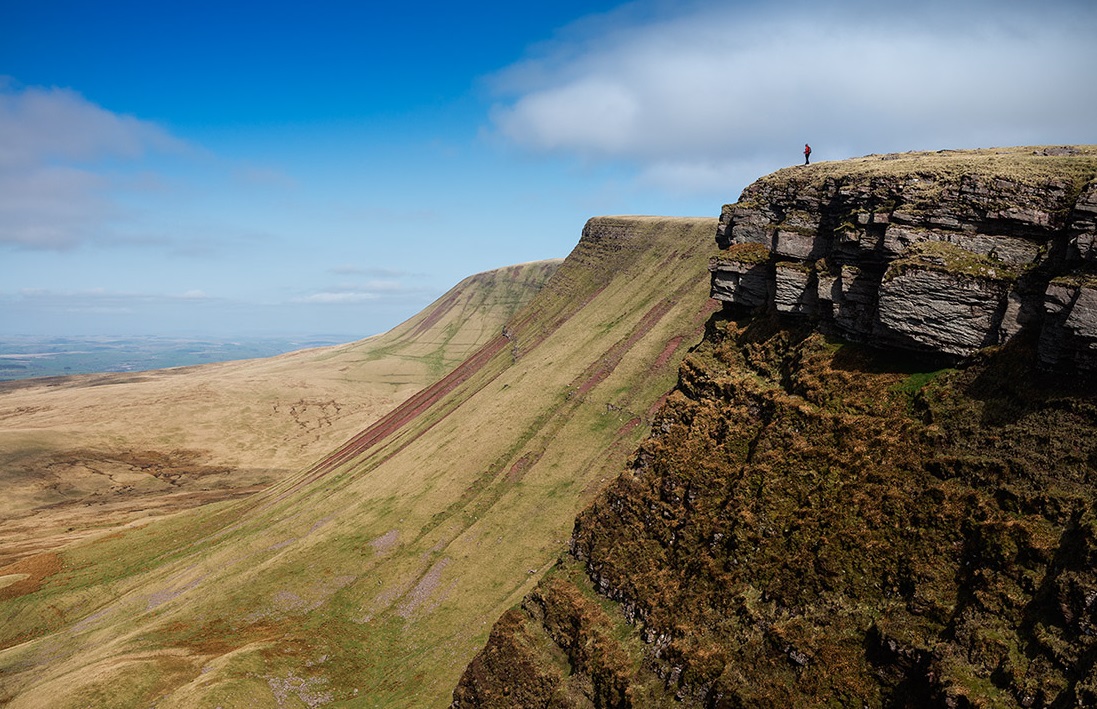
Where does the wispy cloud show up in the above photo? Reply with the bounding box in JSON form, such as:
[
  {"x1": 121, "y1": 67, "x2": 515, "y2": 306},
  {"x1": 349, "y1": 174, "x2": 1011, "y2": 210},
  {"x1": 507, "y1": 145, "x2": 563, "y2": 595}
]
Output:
[
  {"x1": 12, "y1": 286, "x2": 215, "y2": 305},
  {"x1": 298, "y1": 291, "x2": 381, "y2": 304},
  {"x1": 0, "y1": 166, "x2": 115, "y2": 249},
  {"x1": 294, "y1": 272, "x2": 434, "y2": 305},
  {"x1": 489, "y1": 0, "x2": 1097, "y2": 194},
  {"x1": 329, "y1": 265, "x2": 412, "y2": 278},
  {"x1": 295, "y1": 283, "x2": 426, "y2": 305},
  {"x1": 232, "y1": 164, "x2": 299, "y2": 189},
  {"x1": 0, "y1": 81, "x2": 188, "y2": 250},
  {"x1": 0, "y1": 80, "x2": 185, "y2": 169}
]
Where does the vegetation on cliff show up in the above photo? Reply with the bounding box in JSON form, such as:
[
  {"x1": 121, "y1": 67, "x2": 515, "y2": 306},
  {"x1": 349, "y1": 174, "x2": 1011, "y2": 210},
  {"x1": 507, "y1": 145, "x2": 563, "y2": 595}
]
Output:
[
  {"x1": 456, "y1": 310, "x2": 1097, "y2": 707},
  {"x1": 455, "y1": 150, "x2": 1097, "y2": 709},
  {"x1": 0, "y1": 217, "x2": 718, "y2": 708}
]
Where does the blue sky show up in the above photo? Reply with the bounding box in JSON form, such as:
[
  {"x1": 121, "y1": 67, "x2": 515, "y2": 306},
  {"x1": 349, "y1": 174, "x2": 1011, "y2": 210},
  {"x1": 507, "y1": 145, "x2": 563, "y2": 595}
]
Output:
[{"x1": 2, "y1": 0, "x2": 1095, "y2": 339}]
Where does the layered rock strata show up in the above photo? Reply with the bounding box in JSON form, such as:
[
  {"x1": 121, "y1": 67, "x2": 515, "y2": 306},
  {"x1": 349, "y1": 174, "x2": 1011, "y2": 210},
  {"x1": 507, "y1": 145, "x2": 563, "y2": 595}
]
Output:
[
  {"x1": 454, "y1": 305, "x2": 1097, "y2": 709},
  {"x1": 710, "y1": 147, "x2": 1097, "y2": 368},
  {"x1": 452, "y1": 147, "x2": 1097, "y2": 709}
]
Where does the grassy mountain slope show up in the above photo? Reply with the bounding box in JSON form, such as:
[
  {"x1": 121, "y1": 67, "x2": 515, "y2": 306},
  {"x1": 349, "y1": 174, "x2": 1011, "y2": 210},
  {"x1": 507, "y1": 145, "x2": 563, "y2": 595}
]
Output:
[
  {"x1": 457, "y1": 317, "x2": 1097, "y2": 707},
  {"x1": 0, "y1": 261, "x2": 559, "y2": 568},
  {"x1": 453, "y1": 149, "x2": 1097, "y2": 708},
  {"x1": 0, "y1": 217, "x2": 718, "y2": 708}
]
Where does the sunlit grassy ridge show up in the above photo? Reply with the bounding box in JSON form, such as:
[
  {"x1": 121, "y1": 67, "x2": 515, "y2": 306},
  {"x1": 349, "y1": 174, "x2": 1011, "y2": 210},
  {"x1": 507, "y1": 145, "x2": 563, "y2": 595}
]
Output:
[
  {"x1": 762, "y1": 146, "x2": 1097, "y2": 191},
  {"x1": 0, "y1": 261, "x2": 559, "y2": 569},
  {"x1": 0, "y1": 216, "x2": 717, "y2": 707}
]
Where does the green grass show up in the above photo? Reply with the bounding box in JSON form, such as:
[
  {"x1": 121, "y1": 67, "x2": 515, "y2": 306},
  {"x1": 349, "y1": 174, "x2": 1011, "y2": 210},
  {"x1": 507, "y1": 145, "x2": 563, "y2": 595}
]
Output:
[
  {"x1": 891, "y1": 367, "x2": 953, "y2": 397},
  {"x1": 0, "y1": 217, "x2": 718, "y2": 708}
]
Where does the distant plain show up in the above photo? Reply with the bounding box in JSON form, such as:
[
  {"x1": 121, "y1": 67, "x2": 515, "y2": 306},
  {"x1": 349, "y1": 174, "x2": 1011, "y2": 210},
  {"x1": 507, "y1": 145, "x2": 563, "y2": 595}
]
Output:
[
  {"x1": 0, "y1": 335, "x2": 353, "y2": 381},
  {"x1": 0, "y1": 262, "x2": 558, "y2": 570}
]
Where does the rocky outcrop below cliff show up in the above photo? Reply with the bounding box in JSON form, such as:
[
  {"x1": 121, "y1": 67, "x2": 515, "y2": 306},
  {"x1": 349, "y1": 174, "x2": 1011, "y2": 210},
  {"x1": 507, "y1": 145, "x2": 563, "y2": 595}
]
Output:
[
  {"x1": 711, "y1": 147, "x2": 1097, "y2": 369},
  {"x1": 452, "y1": 147, "x2": 1097, "y2": 709},
  {"x1": 454, "y1": 314, "x2": 1097, "y2": 708}
]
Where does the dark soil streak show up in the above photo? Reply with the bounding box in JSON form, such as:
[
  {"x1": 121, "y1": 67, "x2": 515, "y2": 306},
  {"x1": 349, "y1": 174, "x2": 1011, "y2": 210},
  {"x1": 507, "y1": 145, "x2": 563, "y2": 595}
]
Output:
[
  {"x1": 280, "y1": 334, "x2": 511, "y2": 497},
  {"x1": 0, "y1": 552, "x2": 62, "y2": 602},
  {"x1": 409, "y1": 293, "x2": 460, "y2": 339}
]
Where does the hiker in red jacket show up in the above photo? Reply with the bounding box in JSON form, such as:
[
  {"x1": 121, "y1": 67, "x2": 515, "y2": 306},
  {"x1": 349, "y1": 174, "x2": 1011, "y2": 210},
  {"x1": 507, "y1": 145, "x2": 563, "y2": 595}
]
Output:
[{"x1": 804, "y1": 143, "x2": 812, "y2": 165}]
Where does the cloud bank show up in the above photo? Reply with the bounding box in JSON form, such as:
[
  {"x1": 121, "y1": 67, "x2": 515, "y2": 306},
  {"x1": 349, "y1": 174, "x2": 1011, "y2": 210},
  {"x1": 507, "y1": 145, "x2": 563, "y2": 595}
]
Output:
[
  {"x1": 489, "y1": 0, "x2": 1097, "y2": 194},
  {"x1": 0, "y1": 81, "x2": 185, "y2": 249}
]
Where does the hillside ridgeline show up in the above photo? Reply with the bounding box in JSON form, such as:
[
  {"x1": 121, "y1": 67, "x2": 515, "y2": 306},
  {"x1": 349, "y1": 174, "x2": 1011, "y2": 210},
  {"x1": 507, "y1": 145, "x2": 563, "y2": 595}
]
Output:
[
  {"x1": 0, "y1": 261, "x2": 559, "y2": 568},
  {"x1": 454, "y1": 148, "x2": 1097, "y2": 708},
  {"x1": 0, "y1": 217, "x2": 718, "y2": 708}
]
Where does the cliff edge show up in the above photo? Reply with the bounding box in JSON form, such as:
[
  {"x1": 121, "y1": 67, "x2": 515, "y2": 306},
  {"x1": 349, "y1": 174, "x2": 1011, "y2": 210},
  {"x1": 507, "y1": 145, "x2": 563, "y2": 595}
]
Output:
[
  {"x1": 453, "y1": 147, "x2": 1097, "y2": 708},
  {"x1": 711, "y1": 146, "x2": 1097, "y2": 368}
]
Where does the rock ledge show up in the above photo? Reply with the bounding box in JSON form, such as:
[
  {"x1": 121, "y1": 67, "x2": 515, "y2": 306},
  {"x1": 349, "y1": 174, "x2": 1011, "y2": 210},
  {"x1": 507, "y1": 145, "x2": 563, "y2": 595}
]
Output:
[{"x1": 710, "y1": 146, "x2": 1097, "y2": 367}]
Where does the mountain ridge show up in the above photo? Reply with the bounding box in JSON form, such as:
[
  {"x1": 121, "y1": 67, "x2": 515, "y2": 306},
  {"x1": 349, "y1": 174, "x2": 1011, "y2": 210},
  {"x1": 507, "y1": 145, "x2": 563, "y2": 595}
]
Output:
[
  {"x1": 0, "y1": 216, "x2": 718, "y2": 707},
  {"x1": 453, "y1": 147, "x2": 1097, "y2": 708},
  {"x1": 0, "y1": 260, "x2": 561, "y2": 569}
]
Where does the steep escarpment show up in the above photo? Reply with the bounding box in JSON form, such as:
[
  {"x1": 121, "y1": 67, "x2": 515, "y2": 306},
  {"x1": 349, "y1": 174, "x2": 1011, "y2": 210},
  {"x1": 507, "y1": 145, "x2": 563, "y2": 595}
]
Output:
[
  {"x1": 0, "y1": 217, "x2": 718, "y2": 709},
  {"x1": 711, "y1": 147, "x2": 1097, "y2": 368},
  {"x1": 454, "y1": 149, "x2": 1097, "y2": 708},
  {"x1": 456, "y1": 316, "x2": 1097, "y2": 708},
  {"x1": 0, "y1": 260, "x2": 561, "y2": 569}
]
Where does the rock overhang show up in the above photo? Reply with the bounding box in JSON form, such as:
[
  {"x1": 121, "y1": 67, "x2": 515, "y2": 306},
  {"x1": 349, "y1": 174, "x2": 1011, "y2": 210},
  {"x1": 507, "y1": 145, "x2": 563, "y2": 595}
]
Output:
[{"x1": 710, "y1": 146, "x2": 1097, "y2": 369}]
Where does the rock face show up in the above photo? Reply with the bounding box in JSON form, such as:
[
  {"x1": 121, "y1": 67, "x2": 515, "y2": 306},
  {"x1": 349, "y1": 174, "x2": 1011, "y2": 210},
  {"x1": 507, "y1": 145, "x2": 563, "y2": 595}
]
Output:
[
  {"x1": 710, "y1": 147, "x2": 1097, "y2": 366},
  {"x1": 451, "y1": 147, "x2": 1097, "y2": 709},
  {"x1": 454, "y1": 312, "x2": 1097, "y2": 709}
]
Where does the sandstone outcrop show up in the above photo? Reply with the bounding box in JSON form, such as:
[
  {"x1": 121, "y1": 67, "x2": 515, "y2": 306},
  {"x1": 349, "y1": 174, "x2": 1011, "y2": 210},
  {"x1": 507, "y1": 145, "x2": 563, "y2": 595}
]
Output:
[
  {"x1": 711, "y1": 147, "x2": 1097, "y2": 366},
  {"x1": 454, "y1": 294, "x2": 1097, "y2": 709},
  {"x1": 453, "y1": 148, "x2": 1097, "y2": 709}
]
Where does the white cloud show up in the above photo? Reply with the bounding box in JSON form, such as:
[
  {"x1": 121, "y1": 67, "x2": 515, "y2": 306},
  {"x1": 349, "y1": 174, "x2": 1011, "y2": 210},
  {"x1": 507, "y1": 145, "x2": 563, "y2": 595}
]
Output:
[
  {"x1": 295, "y1": 275, "x2": 433, "y2": 305},
  {"x1": 329, "y1": 265, "x2": 411, "y2": 278},
  {"x1": 0, "y1": 82, "x2": 187, "y2": 249},
  {"x1": 0, "y1": 82, "x2": 184, "y2": 169},
  {"x1": 359, "y1": 279, "x2": 408, "y2": 293},
  {"x1": 232, "y1": 165, "x2": 299, "y2": 189},
  {"x1": 489, "y1": 0, "x2": 1097, "y2": 194},
  {"x1": 0, "y1": 166, "x2": 114, "y2": 249}
]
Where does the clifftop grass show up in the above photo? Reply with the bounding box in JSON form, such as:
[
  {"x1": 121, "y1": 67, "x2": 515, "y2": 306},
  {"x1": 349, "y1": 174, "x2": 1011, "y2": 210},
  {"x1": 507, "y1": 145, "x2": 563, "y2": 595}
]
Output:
[
  {"x1": 766, "y1": 145, "x2": 1097, "y2": 192},
  {"x1": 726, "y1": 146, "x2": 1097, "y2": 220}
]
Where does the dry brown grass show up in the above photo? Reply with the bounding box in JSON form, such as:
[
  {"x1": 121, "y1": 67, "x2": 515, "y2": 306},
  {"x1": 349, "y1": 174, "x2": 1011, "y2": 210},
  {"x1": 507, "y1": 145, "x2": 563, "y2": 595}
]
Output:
[
  {"x1": 0, "y1": 261, "x2": 560, "y2": 567},
  {"x1": 0, "y1": 218, "x2": 717, "y2": 708},
  {"x1": 773, "y1": 145, "x2": 1097, "y2": 187}
]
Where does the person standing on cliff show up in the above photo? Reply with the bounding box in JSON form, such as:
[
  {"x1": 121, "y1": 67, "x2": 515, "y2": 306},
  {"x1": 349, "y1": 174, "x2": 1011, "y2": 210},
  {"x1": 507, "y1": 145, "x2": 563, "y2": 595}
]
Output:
[{"x1": 804, "y1": 143, "x2": 811, "y2": 165}]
